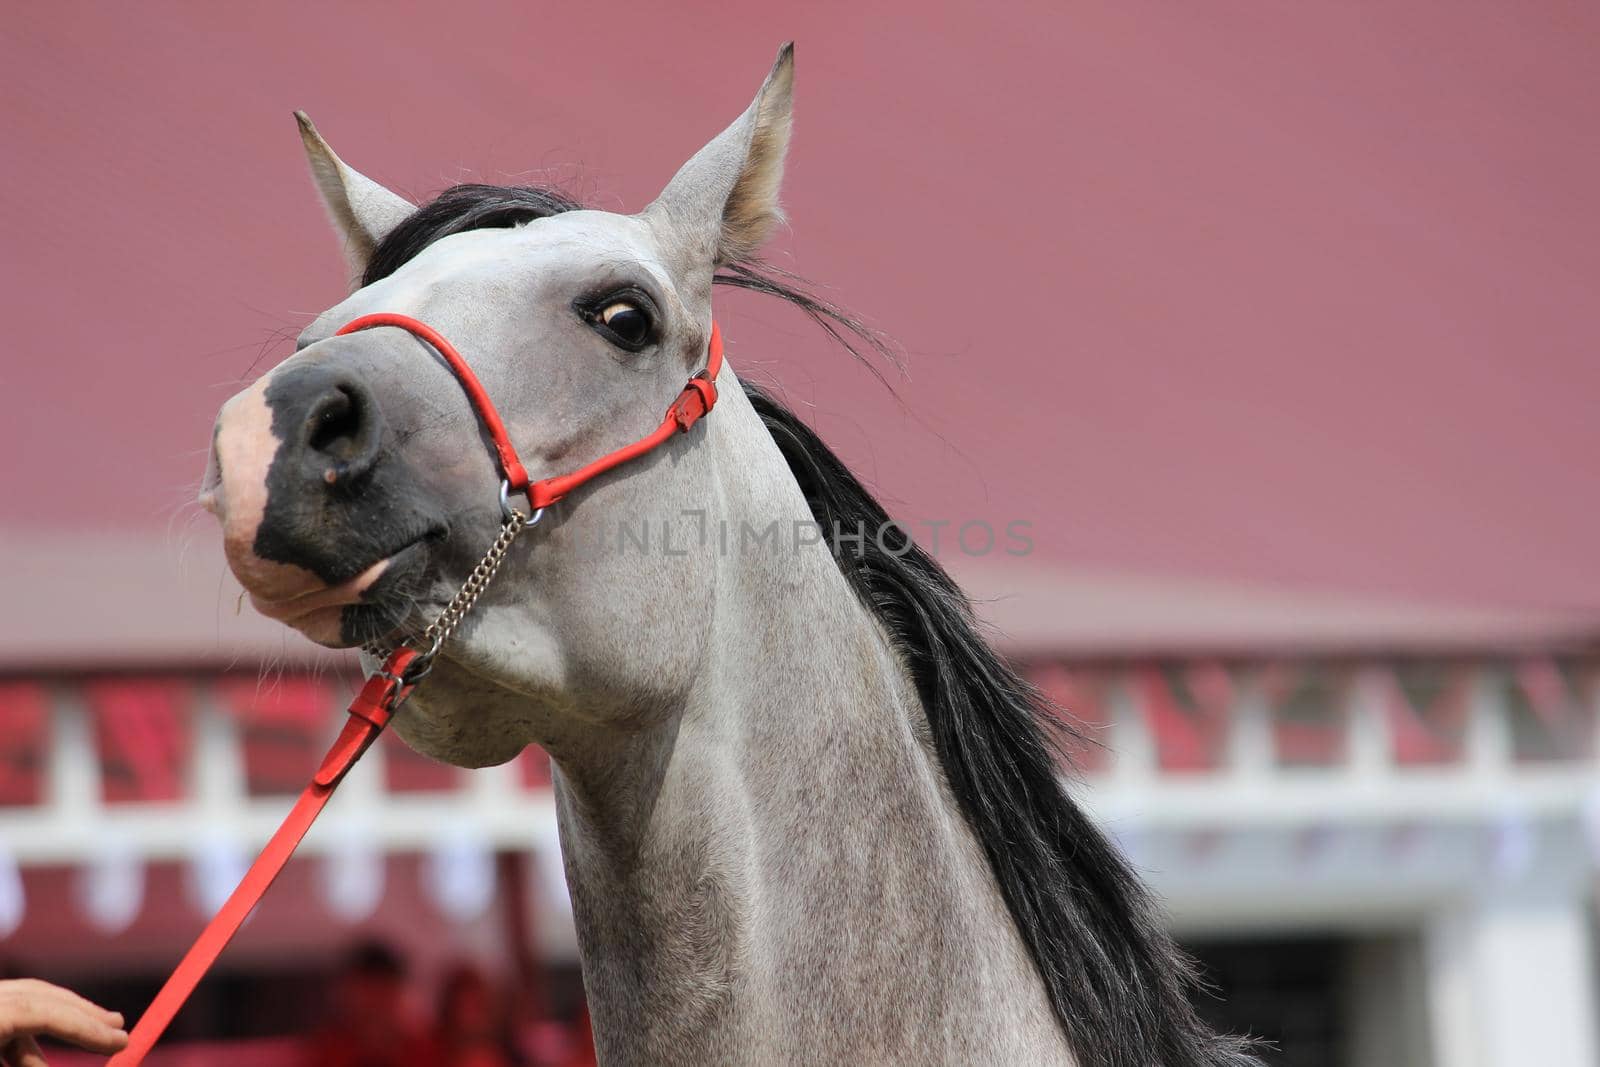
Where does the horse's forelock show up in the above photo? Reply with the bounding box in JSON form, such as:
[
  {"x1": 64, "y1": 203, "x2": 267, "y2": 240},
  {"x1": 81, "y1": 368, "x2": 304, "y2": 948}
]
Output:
[{"x1": 361, "y1": 183, "x2": 585, "y2": 288}]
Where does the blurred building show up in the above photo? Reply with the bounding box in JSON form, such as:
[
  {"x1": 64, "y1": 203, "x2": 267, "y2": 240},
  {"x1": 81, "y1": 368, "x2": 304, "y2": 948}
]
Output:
[{"x1": 2, "y1": 552, "x2": 1596, "y2": 1066}]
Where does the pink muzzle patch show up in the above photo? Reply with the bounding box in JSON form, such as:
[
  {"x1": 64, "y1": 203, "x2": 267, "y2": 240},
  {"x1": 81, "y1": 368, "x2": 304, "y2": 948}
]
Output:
[{"x1": 203, "y1": 377, "x2": 386, "y2": 635}]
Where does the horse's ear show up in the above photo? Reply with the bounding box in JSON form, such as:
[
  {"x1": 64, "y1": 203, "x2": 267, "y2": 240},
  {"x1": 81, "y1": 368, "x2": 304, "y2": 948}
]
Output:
[
  {"x1": 294, "y1": 112, "x2": 415, "y2": 286},
  {"x1": 645, "y1": 43, "x2": 794, "y2": 268}
]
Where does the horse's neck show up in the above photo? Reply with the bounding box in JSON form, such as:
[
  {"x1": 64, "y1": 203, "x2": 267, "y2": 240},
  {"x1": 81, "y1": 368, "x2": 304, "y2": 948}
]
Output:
[{"x1": 550, "y1": 393, "x2": 1067, "y2": 1064}]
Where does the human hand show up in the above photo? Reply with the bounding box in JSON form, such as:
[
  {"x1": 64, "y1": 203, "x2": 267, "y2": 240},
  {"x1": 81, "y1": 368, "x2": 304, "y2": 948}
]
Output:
[{"x1": 0, "y1": 980, "x2": 128, "y2": 1065}]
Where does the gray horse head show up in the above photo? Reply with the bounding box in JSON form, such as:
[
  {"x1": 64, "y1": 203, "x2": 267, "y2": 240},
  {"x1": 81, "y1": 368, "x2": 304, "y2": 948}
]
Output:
[
  {"x1": 200, "y1": 44, "x2": 1260, "y2": 1067},
  {"x1": 204, "y1": 48, "x2": 796, "y2": 765}
]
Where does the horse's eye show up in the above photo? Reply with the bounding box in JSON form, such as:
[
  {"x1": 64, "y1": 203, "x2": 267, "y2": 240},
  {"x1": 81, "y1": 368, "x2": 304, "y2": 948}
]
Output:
[{"x1": 596, "y1": 302, "x2": 652, "y2": 348}]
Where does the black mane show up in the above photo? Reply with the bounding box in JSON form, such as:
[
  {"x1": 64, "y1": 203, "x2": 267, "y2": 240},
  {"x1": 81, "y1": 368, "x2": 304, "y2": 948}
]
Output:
[
  {"x1": 365, "y1": 183, "x2": 1259, "y2": 1067},
  {"x1": 748, "y1": 386, "x2": 1259, "y2": 1067},
  {"x1": 363, "y1": 184, "x2": 583, "y2": 287}
]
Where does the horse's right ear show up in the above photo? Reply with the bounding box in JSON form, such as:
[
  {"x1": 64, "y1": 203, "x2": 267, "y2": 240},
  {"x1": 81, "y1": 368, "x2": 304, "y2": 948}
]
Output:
[{"x1": 294, "y1": 112, "x2": 415, "y2": 287}]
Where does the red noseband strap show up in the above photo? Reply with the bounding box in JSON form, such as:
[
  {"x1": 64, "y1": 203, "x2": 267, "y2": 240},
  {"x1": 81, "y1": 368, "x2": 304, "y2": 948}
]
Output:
[
  {"x1": 334, "y1": 313, "x2": 724, "y2": 511},
  {"x1": 110, "y1": 315, "x2": 725, "y2": 1066}
]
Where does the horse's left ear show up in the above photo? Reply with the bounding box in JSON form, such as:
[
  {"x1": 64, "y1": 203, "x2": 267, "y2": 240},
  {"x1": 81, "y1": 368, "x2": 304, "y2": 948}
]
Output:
[
  {"x1": 646, "y1": 43, "x2": 794, "y2": 268},
  {"x1": 294, "y1": 111, "x2": 415, "y2": 286}
]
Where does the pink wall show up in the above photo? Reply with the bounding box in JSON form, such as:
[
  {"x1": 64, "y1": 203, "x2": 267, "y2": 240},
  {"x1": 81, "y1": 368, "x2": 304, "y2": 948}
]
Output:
[{"x1": 4, "y1": 3, "x2": 1598, "y2": 610}]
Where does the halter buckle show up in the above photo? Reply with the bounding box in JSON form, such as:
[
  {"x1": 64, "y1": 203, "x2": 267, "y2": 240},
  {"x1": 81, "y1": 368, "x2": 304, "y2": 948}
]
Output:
[{"x1": 669, "y1": 372, "x2": 719, "y2": 432}]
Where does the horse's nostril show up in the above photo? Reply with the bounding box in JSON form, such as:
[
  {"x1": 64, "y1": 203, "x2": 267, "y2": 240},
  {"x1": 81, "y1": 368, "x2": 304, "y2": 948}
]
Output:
[
  {"x1": 305, "y1": 384, "x2": 366, "y2": 461},
  {"x1": 268, "y1": 365, "x2": 385, "y2": 487}
]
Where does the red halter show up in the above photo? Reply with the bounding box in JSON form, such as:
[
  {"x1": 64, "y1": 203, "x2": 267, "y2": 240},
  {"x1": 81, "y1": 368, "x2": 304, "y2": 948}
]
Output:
[
  {"x1": 337, "y1": 312, "x2": 724, "y2": 511},
  {"x1": 110, "y1": 315, "x2": 724, "y2": 1065}
]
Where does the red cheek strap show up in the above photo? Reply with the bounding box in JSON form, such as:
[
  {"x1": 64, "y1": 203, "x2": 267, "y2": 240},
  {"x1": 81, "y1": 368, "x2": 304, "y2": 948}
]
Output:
[{"x1": 335, "y1": 315, "x2": 724, "y2": 512}]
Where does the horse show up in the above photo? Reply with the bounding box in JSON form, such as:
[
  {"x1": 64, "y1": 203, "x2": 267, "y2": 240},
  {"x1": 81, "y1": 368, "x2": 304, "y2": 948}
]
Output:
[{"x1": 200, "y1": 44, "x2": 1260, "y2": 1067}]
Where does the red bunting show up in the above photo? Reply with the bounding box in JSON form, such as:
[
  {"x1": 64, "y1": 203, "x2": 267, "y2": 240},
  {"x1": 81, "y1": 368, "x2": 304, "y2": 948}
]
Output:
[
  {"x1": 1258, "y1": 664, "x2": 1350, "y2": 768},
  {"x1": 1382, "y1": 664, "x2": 1470, "y2": 765},
  {"x1": 1139, "y1": 663, "x2": 1233, "y2": 773},
  {"x1": 86, "y1": 679, "x2": 192, "y2": 803},
  {"x1": 214, "y1": 676, "x2": 338, "y2": 795},
  {"x1": 1510, "y1": 658, "x2": 1594, "y2": 762},
  {"x1": 0, "y1": 682, "x2": 50, "y2": 807}
]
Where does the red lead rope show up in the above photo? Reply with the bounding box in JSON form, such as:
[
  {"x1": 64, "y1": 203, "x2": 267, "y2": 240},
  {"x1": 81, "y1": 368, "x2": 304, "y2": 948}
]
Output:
[
  {"x1": 110, "y1": 317, "x2": 724, "y2": 1065},
  {"x1": 107, "y1": 648, "x2": 421, "y2": 1066}
]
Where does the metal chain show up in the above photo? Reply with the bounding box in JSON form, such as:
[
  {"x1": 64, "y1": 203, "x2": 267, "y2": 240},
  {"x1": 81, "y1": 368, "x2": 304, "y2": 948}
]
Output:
[
  {"x1": 421, "y1": 509, "x2": 529, "y2": 654},
  {"x1": 364, "y1": 501, "x2": 541, "y2": 680}
]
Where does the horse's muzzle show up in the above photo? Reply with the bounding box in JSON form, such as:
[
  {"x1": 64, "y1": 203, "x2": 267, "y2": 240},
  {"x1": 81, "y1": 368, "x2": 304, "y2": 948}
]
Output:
[{"x1": 202, "y1": 360, "x2": 444, "y2": 645}]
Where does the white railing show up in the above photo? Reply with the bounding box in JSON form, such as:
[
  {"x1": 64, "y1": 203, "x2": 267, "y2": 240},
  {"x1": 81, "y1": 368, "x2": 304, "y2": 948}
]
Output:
[
  {"x1": 3, "y1": 659, "x2": 1597, "y2": 1066},
  {"x1": 2, "y1": 683, "x2": 559, "y2": 867},
  {"x1": 2, "y1": 661, "x2": 1592, "y2": 884},
  {"x1": 1081, "y1": 666, "x2": 1598, "y2": 827}
]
